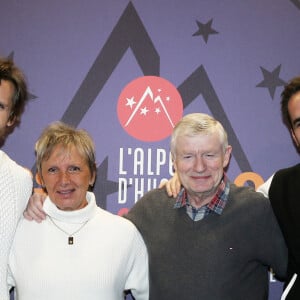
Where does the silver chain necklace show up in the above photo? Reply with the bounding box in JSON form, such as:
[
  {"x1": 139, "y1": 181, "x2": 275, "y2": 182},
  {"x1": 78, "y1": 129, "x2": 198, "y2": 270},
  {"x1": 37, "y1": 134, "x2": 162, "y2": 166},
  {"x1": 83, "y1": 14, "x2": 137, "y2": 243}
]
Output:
[{"x1": 48, "y1": 215, "x2": 89, "y2": 245}]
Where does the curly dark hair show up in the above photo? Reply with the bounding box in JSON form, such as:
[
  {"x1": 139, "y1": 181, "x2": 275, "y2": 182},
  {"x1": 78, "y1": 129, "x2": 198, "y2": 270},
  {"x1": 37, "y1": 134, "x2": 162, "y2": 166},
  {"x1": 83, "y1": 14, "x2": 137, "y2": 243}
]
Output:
[{"x1": 281, "y1": 76, "x2": 300, "y2": 128}]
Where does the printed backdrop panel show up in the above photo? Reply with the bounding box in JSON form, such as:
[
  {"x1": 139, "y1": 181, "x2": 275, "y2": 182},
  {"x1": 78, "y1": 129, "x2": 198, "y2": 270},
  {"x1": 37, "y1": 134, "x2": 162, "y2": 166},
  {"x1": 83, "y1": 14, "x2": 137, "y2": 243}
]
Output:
[{"x1": 2, "y1": 1, "x2": 300, "y2": 299}]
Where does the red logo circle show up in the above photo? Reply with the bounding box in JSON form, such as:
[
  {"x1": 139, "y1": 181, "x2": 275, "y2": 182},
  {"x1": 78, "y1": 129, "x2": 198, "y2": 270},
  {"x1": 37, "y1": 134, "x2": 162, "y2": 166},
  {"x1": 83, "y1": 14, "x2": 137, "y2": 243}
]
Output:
[{"x1": 117, "y1": 76, "x2": 183, "y2": 142}]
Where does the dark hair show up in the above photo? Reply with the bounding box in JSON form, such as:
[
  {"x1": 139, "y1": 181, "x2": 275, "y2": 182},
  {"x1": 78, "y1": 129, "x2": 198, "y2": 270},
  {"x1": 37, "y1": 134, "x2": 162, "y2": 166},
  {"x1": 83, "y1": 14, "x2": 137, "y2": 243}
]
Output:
[
  {"x1": 281, "y1": 76, "x2": 300, "y2": 128},
  {"x1": 0, "y1": 56, "x2": 29, "y2": 124}
]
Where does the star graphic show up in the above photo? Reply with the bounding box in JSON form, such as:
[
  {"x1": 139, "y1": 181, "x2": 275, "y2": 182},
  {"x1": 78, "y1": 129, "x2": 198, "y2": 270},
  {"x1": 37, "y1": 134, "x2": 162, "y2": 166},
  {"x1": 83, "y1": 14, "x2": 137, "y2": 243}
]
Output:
[
  {"x1": 93, "y1": 156, "x2": 119, "y2": 210},
  {"x1": 192, "y1": 19, "x2": 219, "y2": 43},
  {"x1": 155, "y1": 107, "x2": 161, "y2": 114},
  {"x1": 125, "y1": 96, "x2": 136, "y2": 109},
  {"x1": 140, "y1": 106, "x2": 149, "y2": 115},
  {"x1": 256, "y1": 65, "x2": 286, "y2": 99}
]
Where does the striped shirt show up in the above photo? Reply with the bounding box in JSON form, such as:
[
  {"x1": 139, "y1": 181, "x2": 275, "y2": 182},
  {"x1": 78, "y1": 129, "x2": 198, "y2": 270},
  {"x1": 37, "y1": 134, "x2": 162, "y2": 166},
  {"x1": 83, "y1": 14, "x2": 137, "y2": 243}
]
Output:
[{"x1": 173, "y1": 174, "x2": 230, "y2": 221}]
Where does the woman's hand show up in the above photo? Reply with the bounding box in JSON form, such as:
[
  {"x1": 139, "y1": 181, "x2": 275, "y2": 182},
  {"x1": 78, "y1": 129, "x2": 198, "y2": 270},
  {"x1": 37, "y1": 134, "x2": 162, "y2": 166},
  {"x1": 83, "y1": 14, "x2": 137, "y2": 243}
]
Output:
[{"x1": 159, "y1": 173, "x2": 181, "y2": 198}]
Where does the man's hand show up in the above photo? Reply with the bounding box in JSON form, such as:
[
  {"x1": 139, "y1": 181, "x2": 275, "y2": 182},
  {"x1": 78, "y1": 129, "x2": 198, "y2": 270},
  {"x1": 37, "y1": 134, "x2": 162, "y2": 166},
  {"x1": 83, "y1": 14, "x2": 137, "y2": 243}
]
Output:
[
  {"x1": 159, "y1": 173, "x2": 181, "y2": 198},
  {"x1": 23, "y1": 192, "x2": 47, "y2": 223}
]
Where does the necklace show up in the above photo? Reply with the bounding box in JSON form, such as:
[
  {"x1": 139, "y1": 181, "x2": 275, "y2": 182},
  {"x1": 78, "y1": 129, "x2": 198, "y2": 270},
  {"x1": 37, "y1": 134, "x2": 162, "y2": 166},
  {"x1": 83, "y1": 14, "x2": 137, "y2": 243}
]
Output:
[{"x1": 48, "y1": 216, "x2": 89, "y2": 245}]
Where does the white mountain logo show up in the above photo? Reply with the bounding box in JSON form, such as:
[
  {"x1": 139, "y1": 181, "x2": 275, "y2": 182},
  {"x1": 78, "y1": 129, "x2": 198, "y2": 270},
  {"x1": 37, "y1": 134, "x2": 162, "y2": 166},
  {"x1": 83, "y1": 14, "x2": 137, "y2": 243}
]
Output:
[{"x1": 117, "y1": 76, "x2": 183, "y2": 142}]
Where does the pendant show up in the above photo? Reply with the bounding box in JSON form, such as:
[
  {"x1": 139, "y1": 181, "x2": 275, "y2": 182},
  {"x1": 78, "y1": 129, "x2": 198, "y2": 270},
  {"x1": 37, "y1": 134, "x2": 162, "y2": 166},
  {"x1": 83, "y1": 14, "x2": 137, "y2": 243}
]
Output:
[{"x1": 68, "y1": 236, "x2": 74, "y2": 245}]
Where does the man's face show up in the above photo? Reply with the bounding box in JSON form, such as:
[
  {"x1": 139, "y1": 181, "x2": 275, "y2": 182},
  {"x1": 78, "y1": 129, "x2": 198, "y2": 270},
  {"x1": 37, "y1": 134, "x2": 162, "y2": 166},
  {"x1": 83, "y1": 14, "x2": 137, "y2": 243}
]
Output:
[
  {"x1": 288, "y1": 91, "x2": 300, "y2": 146},
  {"x1": 0, "y1": 80, "x2": 15, "y2": 139},
  {"x1": 173, "y1": 132, "x2": 231, "y2": 206}
]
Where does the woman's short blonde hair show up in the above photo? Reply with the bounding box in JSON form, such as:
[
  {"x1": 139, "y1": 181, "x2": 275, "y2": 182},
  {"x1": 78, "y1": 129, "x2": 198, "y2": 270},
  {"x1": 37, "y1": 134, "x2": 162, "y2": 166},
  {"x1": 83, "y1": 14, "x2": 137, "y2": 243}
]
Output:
[{"x1": 35, "y1": 121, "x2": 97, "y2": 177}]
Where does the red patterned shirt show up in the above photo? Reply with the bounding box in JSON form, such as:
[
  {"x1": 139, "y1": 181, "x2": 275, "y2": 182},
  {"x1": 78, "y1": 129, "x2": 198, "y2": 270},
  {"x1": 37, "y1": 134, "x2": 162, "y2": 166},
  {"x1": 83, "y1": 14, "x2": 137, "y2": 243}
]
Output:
[{"x1": 173, "y1": 174, "x2": 230, "y2": 221}]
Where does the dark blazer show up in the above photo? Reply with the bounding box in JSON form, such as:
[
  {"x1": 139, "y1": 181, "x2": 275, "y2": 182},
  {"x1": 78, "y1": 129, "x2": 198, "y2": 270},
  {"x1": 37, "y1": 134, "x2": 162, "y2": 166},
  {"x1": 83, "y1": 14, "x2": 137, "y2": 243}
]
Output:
[{"x1": 269, "y1": 163, "x2": 300, "y2": 299}]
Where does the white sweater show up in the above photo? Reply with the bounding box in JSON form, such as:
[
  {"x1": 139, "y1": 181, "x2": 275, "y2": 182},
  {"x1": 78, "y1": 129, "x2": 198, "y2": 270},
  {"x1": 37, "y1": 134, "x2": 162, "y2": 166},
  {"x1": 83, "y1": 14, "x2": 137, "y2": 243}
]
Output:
[
  {"x1": 8, "y1": 192, "x2": 149, "y2": 300},
  {"x1": 0, "y1": 150, "x2": 32, "y2": 300}
]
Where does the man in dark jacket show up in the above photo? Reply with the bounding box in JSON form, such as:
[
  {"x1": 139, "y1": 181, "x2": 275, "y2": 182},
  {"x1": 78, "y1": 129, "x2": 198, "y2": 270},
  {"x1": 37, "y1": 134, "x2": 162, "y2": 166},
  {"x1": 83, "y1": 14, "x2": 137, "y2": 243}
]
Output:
[{"x1": 258, "y1": 76, "x2": 300, "y2": 299}]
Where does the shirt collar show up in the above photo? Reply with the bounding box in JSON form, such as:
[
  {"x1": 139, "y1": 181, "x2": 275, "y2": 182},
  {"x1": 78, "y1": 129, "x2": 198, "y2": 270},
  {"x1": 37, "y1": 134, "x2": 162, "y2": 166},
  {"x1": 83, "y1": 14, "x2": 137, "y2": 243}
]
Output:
[{"x1": 173, "y1": 174, "x2": 230, "y2": 215}]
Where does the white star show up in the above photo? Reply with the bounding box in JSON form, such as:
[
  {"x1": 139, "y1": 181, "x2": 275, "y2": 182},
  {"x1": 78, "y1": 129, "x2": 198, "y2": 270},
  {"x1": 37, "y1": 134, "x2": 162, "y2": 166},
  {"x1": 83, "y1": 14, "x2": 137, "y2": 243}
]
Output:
[
  {"x1": 125, "y1": 97, "x2": 136, "y2": 109},
  {"x1": 155, "y1": 108, "x2": 161, "y2": 114},
  {"x1": 166, "y1": 96, "x2": 170, "y2": 101},
  {"x1": 140, "y1": 107, "x2": 149, "y2": 115}
]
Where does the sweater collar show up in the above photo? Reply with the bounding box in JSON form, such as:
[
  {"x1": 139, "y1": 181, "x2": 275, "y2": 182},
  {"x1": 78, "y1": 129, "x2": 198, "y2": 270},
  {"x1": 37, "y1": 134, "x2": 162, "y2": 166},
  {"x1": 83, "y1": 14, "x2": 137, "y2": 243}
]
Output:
[{"x1": 43, "y1": 191, "x2": 97, "y2": 224}]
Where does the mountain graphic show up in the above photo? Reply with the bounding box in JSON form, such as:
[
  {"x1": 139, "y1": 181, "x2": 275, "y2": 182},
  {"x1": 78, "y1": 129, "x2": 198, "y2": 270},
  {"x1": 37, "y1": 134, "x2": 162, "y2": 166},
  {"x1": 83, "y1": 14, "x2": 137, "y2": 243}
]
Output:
[
  {"x1": 117, "y1": 76, "x2": 183, "y2": 142},
  {"x1": 125, "y1": 86, "x2": 175, "y2": 128}
]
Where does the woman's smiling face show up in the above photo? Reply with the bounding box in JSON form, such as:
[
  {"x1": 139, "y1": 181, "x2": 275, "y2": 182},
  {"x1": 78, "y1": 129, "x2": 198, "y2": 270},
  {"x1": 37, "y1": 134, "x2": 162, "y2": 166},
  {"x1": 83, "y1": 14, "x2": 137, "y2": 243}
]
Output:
[{"x1": 39, "y1": 144, "x2": 95, "y2": 211}]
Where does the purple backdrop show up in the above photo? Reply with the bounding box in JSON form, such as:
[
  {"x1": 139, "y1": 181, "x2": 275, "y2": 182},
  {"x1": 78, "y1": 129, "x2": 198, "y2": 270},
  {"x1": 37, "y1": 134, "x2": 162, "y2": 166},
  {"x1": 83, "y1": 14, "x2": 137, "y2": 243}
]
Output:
[{"x1": 2, "y1": 1, "x2": 300, "y2": 298}]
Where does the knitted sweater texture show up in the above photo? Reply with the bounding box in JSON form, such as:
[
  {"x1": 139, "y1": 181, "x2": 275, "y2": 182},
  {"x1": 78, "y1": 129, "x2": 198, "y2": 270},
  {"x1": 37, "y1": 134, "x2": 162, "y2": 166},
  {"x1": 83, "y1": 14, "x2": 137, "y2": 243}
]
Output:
[
  {"x1": 0, "y1": 150, "x2": 32, "y2": 300},
  {"x1": 125, "y1": 184, "x2": 287, "y2": 300},
  {"x1": 8, "y1": 192, "x2": 149, "y2": 300}
]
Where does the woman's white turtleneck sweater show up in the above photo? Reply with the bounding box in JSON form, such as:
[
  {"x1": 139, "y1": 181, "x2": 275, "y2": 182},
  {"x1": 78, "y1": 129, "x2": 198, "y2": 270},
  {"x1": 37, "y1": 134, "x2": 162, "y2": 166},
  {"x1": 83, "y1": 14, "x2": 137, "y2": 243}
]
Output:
[
  {"x1": 0, "y1": 150, "x2": 32, "y2": 300},
  {"x1": 8, "y1": 192, "x2": 149, "y2": 300}
]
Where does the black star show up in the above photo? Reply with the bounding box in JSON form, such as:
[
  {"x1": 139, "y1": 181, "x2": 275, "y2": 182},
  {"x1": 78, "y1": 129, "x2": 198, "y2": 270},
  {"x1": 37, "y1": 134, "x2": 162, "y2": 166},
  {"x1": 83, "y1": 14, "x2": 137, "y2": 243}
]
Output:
[
  {"x1": 192, "y1": 19, "x2": 218, "y2": 43},
  {"x1": 93, "y1": 156, "x2": 119, "y2": 209},
  {"x1": 256, "y1": 65, "x2": 286, "y2": 99}
]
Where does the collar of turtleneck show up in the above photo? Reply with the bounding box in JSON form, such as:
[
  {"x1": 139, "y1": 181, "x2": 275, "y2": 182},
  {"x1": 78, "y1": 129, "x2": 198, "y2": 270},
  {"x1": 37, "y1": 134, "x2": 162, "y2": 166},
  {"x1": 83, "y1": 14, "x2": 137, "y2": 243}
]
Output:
[{"x1": 43, "y1": 191, "x2": 97, "y2": 224}]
